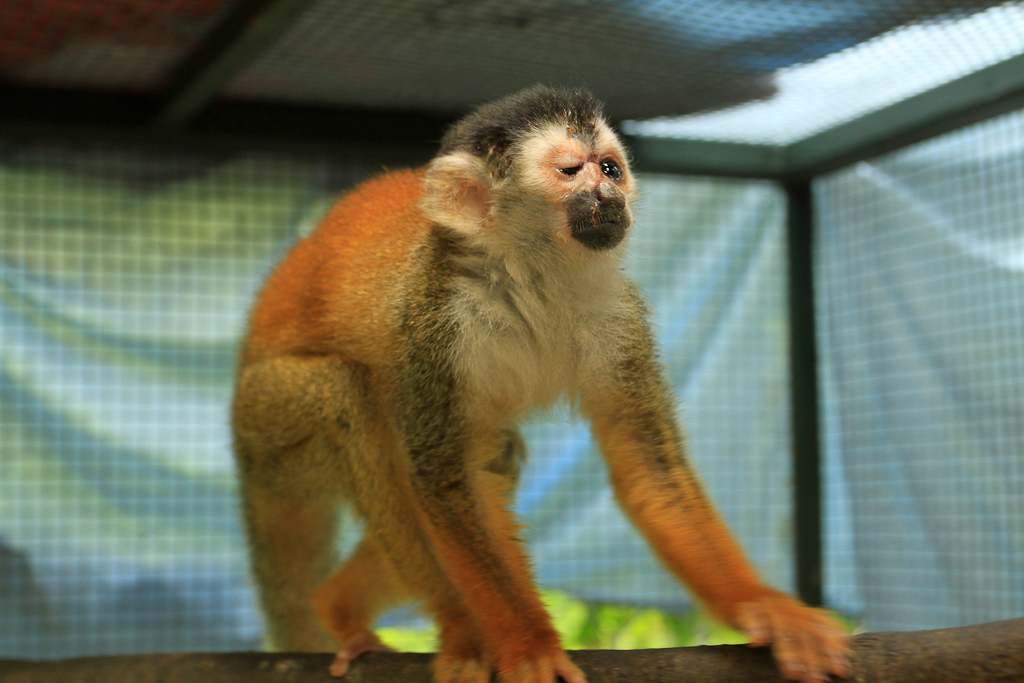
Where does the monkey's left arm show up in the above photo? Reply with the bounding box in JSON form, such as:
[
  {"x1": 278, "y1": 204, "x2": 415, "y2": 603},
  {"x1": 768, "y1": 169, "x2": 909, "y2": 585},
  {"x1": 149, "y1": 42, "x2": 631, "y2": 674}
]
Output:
[{"x1": 581, "y1": 292, "x2": 850, "y2": 683}]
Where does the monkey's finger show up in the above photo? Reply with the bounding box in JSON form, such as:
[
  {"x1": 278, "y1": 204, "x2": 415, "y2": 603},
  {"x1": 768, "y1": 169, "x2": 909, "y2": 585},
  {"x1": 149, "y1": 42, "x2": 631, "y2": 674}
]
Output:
[
  {"x1": 498, "y1": 652, "x2": 587, "y2": 683},
  {"x1": 733, "y1": 603, "x2": 772, "y2": 647},
  {"x1": 768, "y1": 612, "x2": 850, "y2": 682},
  {"x1": 434, "y1": 654, "x2": 492, "y2": 683},
  {"x1": 328, "y1": 632, "x2": 395, "y2": 677},
  {"x1": 770, "y1": 629, "x2": 808, "y2": 681},
  {"x1": 782, "y1": 630, "x2": 833, "y2": 682},
  {"x1": 818, "y1": 626, "x2": 853, "y2": 679},
  {"x1": 829, "y1": 647, "x2": 853, "y2": 679},
  {"x1": 793, "y1": 613, "x2": 852, "y2": 679},
  {"x1": 329, "y1": 653, "x2": 352, "y2": 678},
  {"x1": 552, "y1": 654, "x2": 587, "y2": 683}
]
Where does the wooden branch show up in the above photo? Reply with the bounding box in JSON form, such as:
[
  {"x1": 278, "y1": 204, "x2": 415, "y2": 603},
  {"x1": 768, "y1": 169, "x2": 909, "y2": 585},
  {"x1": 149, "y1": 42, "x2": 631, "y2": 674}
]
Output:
[{"x1": 1, "y1": 618, "x2": 1022, "y2": 683}]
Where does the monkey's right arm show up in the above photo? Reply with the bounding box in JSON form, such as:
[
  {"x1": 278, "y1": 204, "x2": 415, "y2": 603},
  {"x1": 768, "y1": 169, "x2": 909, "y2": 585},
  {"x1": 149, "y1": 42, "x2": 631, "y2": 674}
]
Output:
[
  {"x1": 392, "y1": 259, "x2": 585, "y2": 683},
  {"x1": 581, "y1": 291, "x2": 850, "y2": 683}
]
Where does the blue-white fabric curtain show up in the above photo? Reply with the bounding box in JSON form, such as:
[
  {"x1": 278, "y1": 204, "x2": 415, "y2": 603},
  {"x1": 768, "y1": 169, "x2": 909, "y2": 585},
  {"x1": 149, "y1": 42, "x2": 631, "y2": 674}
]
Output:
[
  {"x1": 0, "y1": 142, "x2": 791, "y2": 657},
  {"x1": 817, "y1": 108, "x2": 1024, "y2": 630}
]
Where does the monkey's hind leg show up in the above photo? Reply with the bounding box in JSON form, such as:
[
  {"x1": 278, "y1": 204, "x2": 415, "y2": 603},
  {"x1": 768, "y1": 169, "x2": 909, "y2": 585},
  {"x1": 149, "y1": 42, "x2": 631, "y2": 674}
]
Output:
[
  {"x1": 313, "y1": 538, "x2": 411, "y2": 676},
  {"x1": 238, "y1": 478, "x2": 340, "y2": 651},
  {"x1": 233, "y1": 355, "x2": 372, "y2": 652}
]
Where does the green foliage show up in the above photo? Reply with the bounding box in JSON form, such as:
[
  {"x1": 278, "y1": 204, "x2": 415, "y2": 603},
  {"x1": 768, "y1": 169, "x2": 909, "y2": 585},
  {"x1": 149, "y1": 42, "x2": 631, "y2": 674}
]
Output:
[
  {"x1": 377, "y1": 590, "x2": 859, "y2": 653},
  {"x1": 376, "y1": 590, "x2": 859, "y2": 653},
  {"x1": 542, "y1": 590, "x2": 748, "y2": 649},
  {"x1": 377, "y1": 623, "x2": 438, "y2": 653}
]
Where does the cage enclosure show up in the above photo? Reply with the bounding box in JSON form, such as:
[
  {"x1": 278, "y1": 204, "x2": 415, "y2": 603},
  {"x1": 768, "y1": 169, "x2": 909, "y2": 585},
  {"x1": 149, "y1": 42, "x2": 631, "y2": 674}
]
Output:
[{"x1": 1, "y1": 0, "x2": 1022, "y2": 663}]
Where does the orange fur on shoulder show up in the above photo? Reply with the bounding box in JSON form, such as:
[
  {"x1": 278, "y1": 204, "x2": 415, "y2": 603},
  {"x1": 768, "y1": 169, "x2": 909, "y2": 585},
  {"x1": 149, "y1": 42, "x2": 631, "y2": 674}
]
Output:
[{"x1": 242, "y1": 169, "x2": 426, "y2": 367}]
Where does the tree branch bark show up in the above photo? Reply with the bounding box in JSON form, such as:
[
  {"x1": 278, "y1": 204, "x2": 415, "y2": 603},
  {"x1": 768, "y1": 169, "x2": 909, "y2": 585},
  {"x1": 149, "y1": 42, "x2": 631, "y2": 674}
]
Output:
[{"x1": 1, "y1": 618, "x2": 1021, "y2": 683}]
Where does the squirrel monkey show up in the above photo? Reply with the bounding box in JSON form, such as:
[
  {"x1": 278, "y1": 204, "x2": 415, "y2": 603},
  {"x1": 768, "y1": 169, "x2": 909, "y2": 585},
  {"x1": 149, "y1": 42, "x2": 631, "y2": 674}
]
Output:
[{"x1": 232, "y1": 85, "x2": 851, "y2": 683}]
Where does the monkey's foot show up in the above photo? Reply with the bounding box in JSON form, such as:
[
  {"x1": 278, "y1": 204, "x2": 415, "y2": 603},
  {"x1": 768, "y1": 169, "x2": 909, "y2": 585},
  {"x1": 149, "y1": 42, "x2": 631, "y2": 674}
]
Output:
[
  {"x1": 496, "y1": 652, "x2": 587, "y2": 683},
  {"x1": 328, "y1": 631, "x2": 394, "y2": 677},
  {"x1": 435, "y1": 652, "x2": 586, "y2": 683},
  {"x1": 433, "y1": 652, "x2": 493, "y2": 683},
  {"x1": 733, "y1": 593, "x2": 851, "y2": 683}
]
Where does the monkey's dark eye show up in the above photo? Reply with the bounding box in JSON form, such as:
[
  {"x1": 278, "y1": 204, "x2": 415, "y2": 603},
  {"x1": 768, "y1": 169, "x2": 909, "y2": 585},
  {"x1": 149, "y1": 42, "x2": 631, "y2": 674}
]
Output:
[
  {"x1": 558, "y1": 165, "x2": 583, "y2": 177},
  {"x1": 600, "y1": 159, "x2": 623, "y2": 180}
]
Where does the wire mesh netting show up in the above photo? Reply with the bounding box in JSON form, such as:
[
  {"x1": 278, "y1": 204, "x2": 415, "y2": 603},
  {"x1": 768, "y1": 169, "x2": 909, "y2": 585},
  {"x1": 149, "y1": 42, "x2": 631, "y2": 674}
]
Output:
[
  {"x1": 626, "y1": 0, "x2": 1024, "y2": 143},
  {"x1": 221, "y1": 0, "x2": 775, "y2": 120},
  {"x1": 0, "y1": 140, "x2": 379, "y2": 656},
  {"x1": 817, "y1": 106, "x2": 1024, "y2": 630},
  {"x1": 222, "y1": 0, "x2": 1009, "y2": 124},
  {"x1": 1, "y1": 1, "x2": 1019, "y2": 140},
  {"x1": 0, "y1": 139, "x2": 792, "y2": 657}
]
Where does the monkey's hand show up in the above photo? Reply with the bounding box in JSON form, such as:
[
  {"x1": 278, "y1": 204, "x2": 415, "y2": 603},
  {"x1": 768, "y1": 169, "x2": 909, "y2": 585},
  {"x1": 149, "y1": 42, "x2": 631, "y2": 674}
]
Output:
[{"x1": 730, "y1": 590, "x2": 851, "y2": 683}]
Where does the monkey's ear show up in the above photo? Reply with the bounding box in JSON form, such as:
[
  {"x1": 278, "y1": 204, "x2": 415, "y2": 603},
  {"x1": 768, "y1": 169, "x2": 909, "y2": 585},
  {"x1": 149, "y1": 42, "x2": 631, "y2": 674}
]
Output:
[{"x1": 421, "y1": 152, "x2": 494, "y2": 235}]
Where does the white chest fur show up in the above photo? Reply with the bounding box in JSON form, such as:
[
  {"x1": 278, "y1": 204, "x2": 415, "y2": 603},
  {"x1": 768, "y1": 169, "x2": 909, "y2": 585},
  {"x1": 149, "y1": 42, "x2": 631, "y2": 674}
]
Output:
[{"x1": 450, "y1": 254, "x2": 628, "y2": 421}]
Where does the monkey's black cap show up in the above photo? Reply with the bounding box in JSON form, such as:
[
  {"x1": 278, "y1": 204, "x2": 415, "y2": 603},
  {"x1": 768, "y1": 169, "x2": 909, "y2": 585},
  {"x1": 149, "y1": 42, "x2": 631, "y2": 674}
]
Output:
[{"x1": 439, "y1": 85, "x2": 605, "y2": 177}]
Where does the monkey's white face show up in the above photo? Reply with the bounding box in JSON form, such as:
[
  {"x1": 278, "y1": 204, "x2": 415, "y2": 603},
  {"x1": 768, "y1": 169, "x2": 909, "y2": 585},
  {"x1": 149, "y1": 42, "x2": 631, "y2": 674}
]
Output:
[
  {"x1": 516, "y1": 121, "x2": 637, "y2": 252},
  {"x1": 521, "y1": 122, "x2": 632, "y2": 197},
  {"x1": 420, "y1": 116, "x2": 636, "y2": 258}
]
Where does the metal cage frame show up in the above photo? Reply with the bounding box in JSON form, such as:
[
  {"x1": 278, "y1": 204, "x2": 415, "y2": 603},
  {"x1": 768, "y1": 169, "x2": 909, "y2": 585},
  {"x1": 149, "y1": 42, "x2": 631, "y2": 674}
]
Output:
[{"x1": 4, "y1": 0, "x2": 1024, "y2": 613}]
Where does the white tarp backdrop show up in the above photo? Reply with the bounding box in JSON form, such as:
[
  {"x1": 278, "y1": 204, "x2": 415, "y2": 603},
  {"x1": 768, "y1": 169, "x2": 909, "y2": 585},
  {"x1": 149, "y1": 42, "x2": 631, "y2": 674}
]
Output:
[
  {"x1": 3, "y1": 107, "x2": 1023, "y2": 655},
  {"x1": 817, "y1": 108, "x2": 1024, "y2": 630}
]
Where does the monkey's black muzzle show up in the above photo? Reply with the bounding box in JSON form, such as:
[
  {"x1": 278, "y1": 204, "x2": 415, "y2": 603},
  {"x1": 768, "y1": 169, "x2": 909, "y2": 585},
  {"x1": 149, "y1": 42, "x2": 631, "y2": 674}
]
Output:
[{"x1": 567, "y1": 186, "x2": 630, "y2": 251}]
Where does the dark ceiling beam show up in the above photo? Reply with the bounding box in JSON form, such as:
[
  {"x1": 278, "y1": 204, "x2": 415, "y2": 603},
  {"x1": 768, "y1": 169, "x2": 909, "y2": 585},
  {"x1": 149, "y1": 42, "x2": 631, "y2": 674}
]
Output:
[
  {"x1": 0, "y1": 117, "x2": 435, "y2": 167},
  {"x1": 151, "y1": 0, "x2": 317, "y2": 129},
  {"x1": 190, "y1": 100, "x2": 454, "y2": 151},
  {"x1": 625, "y1": 135, "x2": 786, "y2": 180},
  {"x1": 0, "y1": 84, "x2": 156, "y2": 128},
  {"x1": 0, "y1": 117, "x2": 435, "y2": 168},
  {"x1": 0, "y1": 87, "x2": 447, "y2": 166}
]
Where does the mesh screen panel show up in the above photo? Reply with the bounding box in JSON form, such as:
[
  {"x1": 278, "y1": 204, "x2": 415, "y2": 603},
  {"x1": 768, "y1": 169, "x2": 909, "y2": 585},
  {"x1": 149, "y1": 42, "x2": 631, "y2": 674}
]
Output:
[
  {"x1": 817, "y1": 106, "x2": 1024, "y2": 629},
  {"x1": 222, "y1": 0, "x2": 1002, "y2": 123},
  {"x1": 222, "y1": 0, "x2": 772, "y2": 120},
  {"x1": 0, "y1": 0, "x2": 233, "y2": 90},
  {"x1": 0, "y1": 139, "x2": 791, "y2": 656},
  {"x1": 2, "y1": 0, "x2": 1016, "y2": 138},
  {"x1": 0, "y1": 140, "x2": 378, "y2": 656},
  {"x1": 627, "y1": 0, "x2": 1024, "y2": 143}
]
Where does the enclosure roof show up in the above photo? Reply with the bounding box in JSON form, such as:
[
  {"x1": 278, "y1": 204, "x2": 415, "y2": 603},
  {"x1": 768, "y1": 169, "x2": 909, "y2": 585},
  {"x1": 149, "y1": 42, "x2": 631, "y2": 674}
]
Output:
[{"x1": 2, "y1": 0, "x2": 1024, "y2": 178}]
